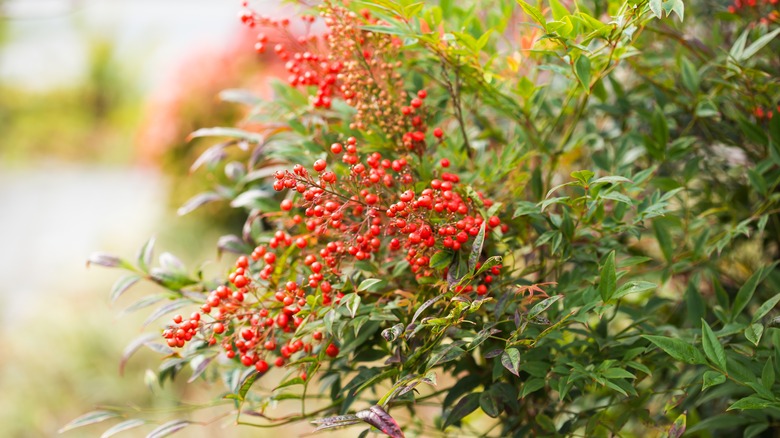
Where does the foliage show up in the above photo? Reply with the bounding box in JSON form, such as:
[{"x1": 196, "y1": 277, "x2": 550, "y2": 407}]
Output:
[{"x1": 76, "y1": 0, "x2": 780, "y2": 436}]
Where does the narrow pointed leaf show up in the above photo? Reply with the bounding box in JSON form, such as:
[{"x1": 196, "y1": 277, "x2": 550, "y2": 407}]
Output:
[
  {"x1": 146, "y1": 420, "x2": 192, "y2": 438},
  {"x1": 642, "y1": 335, "x2": 707, "y2": 365},
  {"x1": 701, "y1": 320, "x2": 727, "y2": 371},
  {"x1": 100, "y1": 419, "x2": 147, "y2": 438},
  {"x1": 59, "y1": 411, "x2": 120, "y2": 433}
]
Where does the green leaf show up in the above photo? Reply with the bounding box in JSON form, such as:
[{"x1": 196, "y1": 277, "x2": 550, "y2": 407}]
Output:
[
  {"x1": 727, "y1": 395, "x2": 775, "y2": 411},
  {"x1": 702, "y1": 370, "x2": 726, "y2": 390},
  {"x1": 474, "y1": 256, "x2": 503, "y2": 277},
  {"x1": 521, "y1": 378, "x2": 545, "y2": 398},
  {"x1": 591, "y1": 175, "x2": 632, "y2": 185},
  {"x1": 669, "y1": 0, "x2": 684, "y2": 20},
  {"x1": 110, "y1": 275, "x2": 141, "y2": 303},
  {"x1": 653, "y1": 220, "x2": 674, "y2": 264},
  {"x1": 443, "y1": 393, "x2": 481, "y2": 429},
  {"x1": 236, "y1": 371, "x2": 260, "y2": 401},
  {"x1": 732, "y1": 269, "x2": 763, "y2": 319},
  {"x1": 479, "y1": 391, "x2": 501, "y2": 418},
  {"x1": 340, "y1": 293, "x2": 361, "y2": 318},
  {"x1": 100, "y1": 419, "x2": 147, "y2": 438},
  {"x1": 680, "y1": 57, "x2": 699, "y2": 93},
  {"x1": 274, "y1": 377, "x2": 305, "y2": 391},
  {"x1": 59, "y1": 411, "x2": 120, "y2": 433},
  {"x1": 753, "y1": 293, "x2": 780, "y2": 323},
  {"x1": 500, "y1": 348, "x2": 521, "y2": 376},
  {"x1": 527, "y1": 295, "x2": 563, "y2": 318},
  {"x1": 574, "y1": 55, "x2": 591, "y2": 91},
  {"x1": 668, "y1": 412, "x2": 686, "y2": 438},
  {"x1": 740, "y1": 28, "x2": 780, "y2": 62},
  {"x1": 515, "y1": 0, "x2": 547, "y2": 32},
  {"x1": 762, "y1": 357, "x2": 775, "y2": 390},
  {"x1": 701, "y1": 320, "x2": 727, "y2": 371},
  {"x1": 429, "y1": 251, "x2": 454, "y2": 269},
  {"x1": 513, "y1": 201, "x2": 540, "y2": 218},
  {"x1": 642, "y1": 335, "x2": 707, "y2": 364},
  {"x1": 427, "y1": 342, "x2": 467, "y2": 368},
  {"x1": 599, "y1": 251, "x2": 617, "y2": 302},
  {"x1": 602, "y1": 368, "x2": 636, "y2": 379},
  {"x1": 745, "y1": 323, "x2": 764, "y2": 346},
  {"x1": 612, "y1": 281, "x2": 656, "y2": 300},
  {"x1": 468, "y1": 222, "x2": 486, "y2": 273},
  {"x1": 358, "y1": 278, "x2": 386, "y2": 292},
  {"x1": 146, "y1": 419, "x2": 192, "y2": 438},
  {"x1": 570, "y1": 170, "x2": 594, "y2": 185},
  {"x1": 137, "y1": 236, "x2": 155, "y2": 272},
  {"x1": 649, "y1": 0, "x2": 663, "y2": 18},
  {"x1": 187, "y1": 127, "x2": 263, "y2": 143}
]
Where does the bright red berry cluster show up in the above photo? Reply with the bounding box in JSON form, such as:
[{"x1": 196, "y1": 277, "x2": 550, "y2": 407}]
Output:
[{"x1": 162, "y1": 2, "x2": 506, "y2": 383}]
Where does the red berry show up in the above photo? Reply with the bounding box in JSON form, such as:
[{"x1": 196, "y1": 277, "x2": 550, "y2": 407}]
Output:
[
  {"x1": 440, "y1": 158, "x2": 450, "y2": 168},
  {"x1": 313, "y1": 159, "x2": 327, "y2": 172},
  {"x1": 281, "y1": 199, "x2": 293, "y2": 211},
  {"x1": 433, "y1": 128, "x2": 443, "y2": 138},
  {"x1": 312, "y1": 331, "x2": 323, "y2": 341},
  {"x1": 255, "y1": 360, "x2": 269, "y2": 373},
  {"x1": 330, "y1": 143, "x2": 343, "y2": 154},
  {"x1": 325, "y1": 343, "x2": 339, "y2": 357}
]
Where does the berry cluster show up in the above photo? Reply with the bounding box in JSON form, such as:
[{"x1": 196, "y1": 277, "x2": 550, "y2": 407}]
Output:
[
  {"x1": 241, "y1": 1, "x2": 442, "y2": 143},
  {"x1": 726, "y1": 0, "x2": 779, "y2": 25},
  {"x1": 162, "y1": 2, "x2": 505, "y2": 383},
  {"x1": 163, "y1": 253, "x2": 341, "y2": 379}
]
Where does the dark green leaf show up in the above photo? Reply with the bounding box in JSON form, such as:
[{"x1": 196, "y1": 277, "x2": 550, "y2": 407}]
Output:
[
  {"x1": 443, "y1": 393, "x2": 481, "y2": 429},
  {"x1": 599, "y1": 251, "x2": 617, "y2": 302},
  {"x1": 479, "y1": 391, "x2": 501, "y2": 418},
  {"x1": 429, "y1": 251, "x2": 454, "y2": 270},
  {"x1": 732, "y1": 269, "x2": 763, "y2": 319}
]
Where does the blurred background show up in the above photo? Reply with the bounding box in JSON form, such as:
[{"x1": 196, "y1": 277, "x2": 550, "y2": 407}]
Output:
[{"x1": 0, "y1": 0, "x2": 301, "y2": 436}]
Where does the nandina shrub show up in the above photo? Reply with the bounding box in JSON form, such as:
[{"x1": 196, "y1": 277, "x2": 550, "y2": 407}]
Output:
[{"x1": 69, "y1": 0, "x2": 780, "y2": 437}]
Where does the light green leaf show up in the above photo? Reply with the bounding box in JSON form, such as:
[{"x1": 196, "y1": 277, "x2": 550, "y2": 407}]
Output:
[
  {"x1": 612, "y1": 281, "x2": 656, "y2": 300},
  {"x1": 642, "y1": 335, "x2": 707, "y2": 364},
  {"x1": 740, "y1": 28, "x2": 780, "y2": 62},
  {"x1": 701, "y1": 320, "x2": 727, "y2": 371},
  {"x1": 745, "y1": 323, "x2": 764, "y2": 346},
  {"x1": 727, "y1": 395, "x2": 775, "y2": 411},
  {"x1": 515, "y1": 0, "x2": 547, "y2": 32},
  {"x1": 358, "y1": 278, "x2": 386, "y2": 292},
  {"x1": 753, "y1": 293, "x2": 780, "y2": 323},
  {"x1": 574, "y1": 55, "x2": 591, "y2": 91},
  {"x1": 702, "y1": 371, "x2": 726, "y2": 390}
]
